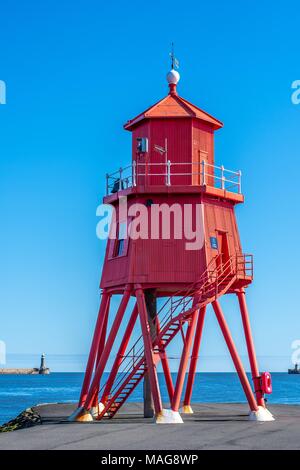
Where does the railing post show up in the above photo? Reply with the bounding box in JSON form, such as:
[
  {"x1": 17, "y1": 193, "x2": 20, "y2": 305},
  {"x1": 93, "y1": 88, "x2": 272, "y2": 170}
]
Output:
[
  {"x1": 221, "y1": 165, "x2": 225, "y2": 190},
  {"x1": 166, "y1": 160, "x2": 171, "y2": 186},
  {"x1": 238, "y1": 170, "x2": 242, "y2": 194},
  {"x1": 106, "y1": 174, "x2": 109, "y2": 195},
  {"x1": 201, "y1": 160, "x2": 206, "y2": 186},
  {"x1": 119, "y1": 168, "x2": 123, "y2": 191},
  {"x1": 132, "y1": 161, "x2": 137, "y2": 187}
]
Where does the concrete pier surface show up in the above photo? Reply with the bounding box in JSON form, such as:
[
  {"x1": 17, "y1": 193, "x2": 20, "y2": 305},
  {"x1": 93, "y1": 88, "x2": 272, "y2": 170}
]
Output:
[{"x1": 0, "y1": 403, "x2": 299, "y2": 450}]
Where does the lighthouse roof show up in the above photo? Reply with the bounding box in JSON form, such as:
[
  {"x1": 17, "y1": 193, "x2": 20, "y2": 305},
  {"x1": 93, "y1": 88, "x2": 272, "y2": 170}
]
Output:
[{"x1": 124, "y1": 93, "x2": 223, "y2": 131}]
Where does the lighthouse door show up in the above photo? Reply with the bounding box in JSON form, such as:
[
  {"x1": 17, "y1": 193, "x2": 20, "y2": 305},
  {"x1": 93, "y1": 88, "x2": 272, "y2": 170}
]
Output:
[{"x1": 216, "y1": 231, "x2": 230, "y2": 273}]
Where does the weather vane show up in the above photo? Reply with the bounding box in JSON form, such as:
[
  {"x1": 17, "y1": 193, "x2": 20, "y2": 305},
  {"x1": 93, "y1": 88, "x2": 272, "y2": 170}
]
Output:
[{"x1": 169, "y1": 42, "x2": 179, "y2": 70}]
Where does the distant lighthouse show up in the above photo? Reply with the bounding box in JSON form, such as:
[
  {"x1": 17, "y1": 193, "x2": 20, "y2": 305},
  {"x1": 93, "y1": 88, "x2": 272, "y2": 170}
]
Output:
[{"x1": 38, "y1": 353, "x2": 50, "y2": 375}]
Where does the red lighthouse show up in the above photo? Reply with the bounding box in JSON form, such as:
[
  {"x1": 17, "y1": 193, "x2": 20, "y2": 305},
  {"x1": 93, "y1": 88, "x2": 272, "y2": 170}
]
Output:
[{"x1": 71, "y1": 56, "x2": 274, "y2": 423}]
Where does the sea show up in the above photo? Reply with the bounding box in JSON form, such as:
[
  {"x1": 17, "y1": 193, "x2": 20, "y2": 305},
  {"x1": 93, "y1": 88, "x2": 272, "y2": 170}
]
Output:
[{"x1": 1, "y1": 372, "x2": 299, "y2": 425}]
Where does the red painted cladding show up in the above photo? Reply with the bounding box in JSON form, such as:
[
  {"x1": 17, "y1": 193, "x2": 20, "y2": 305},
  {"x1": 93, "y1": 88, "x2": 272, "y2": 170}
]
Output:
[
  {"x1": 203, "y1": 199, "x2": 242, "y2": 268},
  {"x1": 128, "y1": 93, "x2": 219, "y2": 188},
  {"x1": 100, "y1": 192, "x2": 240, "y2": 294},
  {"x1": 131, "y1": 118, "x2": 216, "y2": 187},
  {"x1": 100, "y1": 193, "x2": 206, "y2": 292},
  {"x1": 132, "y1": 118, "x2": 192, "y2": 186},
  {"x1": 192, "y1": 119, "x2": 214, "y2": 186},
  {"x1": 150, "y1": 118, "x2": 192, "y2": 185}
]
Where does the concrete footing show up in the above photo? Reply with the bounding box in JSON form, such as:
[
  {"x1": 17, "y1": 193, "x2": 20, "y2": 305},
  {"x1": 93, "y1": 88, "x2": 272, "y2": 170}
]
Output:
[
  {"x1": 90, "y1": 402, "x2": 105, "y2": 419},
  {"x1": 67, "y1": 407, "x2": 93, "y2": 422},
  {"x1": 156, "y1": 409, "x2": 184, "y2": 424},
  {"x1": 180, "y1": 404, "x2": 194, "y2": 414},
  {"x1": 248, "y1": 406, "x2": 275, "y2": 422}
]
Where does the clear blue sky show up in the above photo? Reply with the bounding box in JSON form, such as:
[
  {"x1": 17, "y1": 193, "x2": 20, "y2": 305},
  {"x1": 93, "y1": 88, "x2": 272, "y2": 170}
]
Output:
[{"x1": 0, "y1": 0, "x2": 299, "y2": 372}]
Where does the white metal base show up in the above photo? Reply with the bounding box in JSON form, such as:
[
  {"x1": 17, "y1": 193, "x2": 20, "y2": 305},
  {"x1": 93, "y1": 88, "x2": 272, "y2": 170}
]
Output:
[
  {"x1": 180, "y1": 405, "x2": 194, "y2": 414},
  {"x1": 68, "y1": 406, "x2": 93, "y2": 422},
  {"x1": 248, "y1": 406, "x2": 275, "y2": 422},
  {"x1": 156, "y1": 408, "x2": 184, "y2": 424},
  {"x1": 90, "y1": 402, "x2": 105, "y2": 418}
]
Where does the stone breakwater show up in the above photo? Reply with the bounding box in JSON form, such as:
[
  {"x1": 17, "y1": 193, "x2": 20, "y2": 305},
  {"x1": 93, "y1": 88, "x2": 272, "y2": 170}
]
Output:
[
  {"x1": 0, "y1": 368, "x2": 50, "y2": 375},
  {"x1": 0, "y1": 408, "x2": 42, "y2": 433}
]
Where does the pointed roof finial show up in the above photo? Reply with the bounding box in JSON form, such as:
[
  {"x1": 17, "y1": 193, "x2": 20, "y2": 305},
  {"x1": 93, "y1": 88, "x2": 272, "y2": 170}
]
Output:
[{"x1": 167, "y1": 43, "x2": 180, "y2": 95}]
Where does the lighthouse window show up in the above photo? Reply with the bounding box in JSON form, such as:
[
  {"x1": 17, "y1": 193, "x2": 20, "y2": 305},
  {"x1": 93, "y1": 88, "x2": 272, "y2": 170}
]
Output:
[
  {"x1": 114, "y1": 222, "x2": 127, "y2": 257},
  {"x1": 116, "y1": 239, "x2": 125, "y2": 257}
]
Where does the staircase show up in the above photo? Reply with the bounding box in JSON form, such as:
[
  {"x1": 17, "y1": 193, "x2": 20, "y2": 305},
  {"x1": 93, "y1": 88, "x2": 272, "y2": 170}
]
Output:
[{"x1": 96, "y1": 253, "x2": 252, "y2": 419}]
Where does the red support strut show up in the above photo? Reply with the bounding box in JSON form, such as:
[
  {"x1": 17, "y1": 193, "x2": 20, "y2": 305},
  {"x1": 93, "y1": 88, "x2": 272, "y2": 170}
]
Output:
[
  {"x1": 83, "y1": 286, "x2": 131, "y2": 410},
  {"x1": 237, "y1": 290, "x2": 265, "y2": 407},
  {"x1": 212, "y1": 300, "x2": 258, "y2": 412},
  {"x1": 183, "y1": 306, "x2": 206, "y2": 408},
  {"x1": 78, "y1": 291, "x2": 111, "y2": 408},
  {"x1": 92, "y1": 302, "x2": 110, "y2": 408},
  {"x1": 171, "y1": 310, "x2": 198, "y2": 412},
  {"x1": 135, "y1": 285, "x2": 163, "y2": 416},
  {"x1": 100, "y1": 303, "x2": 139, "y2": 406},
  {"x1": 156, "y1": 319, "x2": 174, "y2": 402}
]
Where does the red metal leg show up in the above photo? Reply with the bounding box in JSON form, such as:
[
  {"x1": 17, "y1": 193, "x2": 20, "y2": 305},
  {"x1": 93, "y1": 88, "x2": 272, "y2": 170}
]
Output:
[
  {"x1": 135, "y1": 285, "x2": 163, "y2": 415},
  {"x1": 100, "y1": 303, "x2": 139, "y2": 405},
  {"x1": 160, "y1": 351, "x2": 174, "y2": 402},
  {"x1": 237, "y1": 290, "x2": 265, "y2": 407},
  {"x1": 96, "y1": 304, "x2": 110, "y2": 365},
  {"x1": 184, "y1": 306, "x2": 206, "y2": 407},
  {"x1": 156, "y1": 319, "x2": 174, "y2": 402},
  {"x1": 212, "y1": 300, "x2": 258, "y2": 412},
  {"x1": 171, "y1": 310, "x2": 198, "y2": 412},
  {"x1": 91, "y1": 300, "x2": 110, "y2": 408},
  {"x1": 78, "y1": 291, "x2": 111, "y2": 407},
  {"x1": 83, "y1": 286, "x2": 131, "y2": 410}
]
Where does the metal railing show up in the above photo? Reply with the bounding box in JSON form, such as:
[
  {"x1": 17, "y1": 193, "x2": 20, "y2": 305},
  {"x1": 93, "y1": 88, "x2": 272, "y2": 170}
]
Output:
[
  {"x1": 106, "y1": 160, "x2": 242, "y2": 195},
  {"x1": 236, "y1": 253, "x2": 253, "y2": 278}
]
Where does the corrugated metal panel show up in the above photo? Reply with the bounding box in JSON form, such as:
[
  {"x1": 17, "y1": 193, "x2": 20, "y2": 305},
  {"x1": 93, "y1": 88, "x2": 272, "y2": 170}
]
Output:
[
  {"x1": 149, "y1": 118, "x2": 192, "y2": 186},
  {"x1": 192, "y1": 119, "x2": 215, "y2": 186},
  {"x1": 101, "y1": 195, "x2": 244, "y2": 292},
  {"x1": 203, "y1": 200, "x2": 242, "y2": 267}
]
